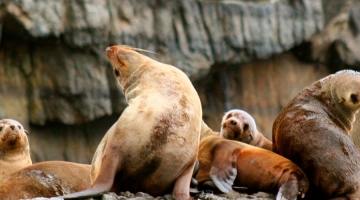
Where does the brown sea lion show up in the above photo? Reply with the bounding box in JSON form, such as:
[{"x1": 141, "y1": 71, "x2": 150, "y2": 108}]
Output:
[
  {"x1": 196, "y1": 132, "x2": 309, "y2": 200},
  {"x1": 0, "y1": 119, "x2": 32, "y2": 181},
  {"x1": 220, "y1": 109, "x2": 272, "y2": 151},
  {"x1": 60, "y1": 45, "x2": 202, "y2": 199},
  {"x1": 0, "y1": 161, "x2": 91, "y2": 199},
  {"x1": 272, "y1": 70, "x2": 360, "y2": 199}
]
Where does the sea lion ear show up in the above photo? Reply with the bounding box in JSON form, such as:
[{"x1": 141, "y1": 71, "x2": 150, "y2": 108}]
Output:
[{"x1": 24, "y1": 130, "x2": 29, "y2": 135}]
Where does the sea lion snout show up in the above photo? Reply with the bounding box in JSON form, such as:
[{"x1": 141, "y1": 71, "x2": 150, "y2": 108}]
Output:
[
  {"x1": 106, "y1": 46, "x2": 116, "y2": 57},
  {"x1": 221, "y1": 114, "x2": 246, "y2": 140},
  {"x1": 0, "y1": 120, "x2": 22, "y2": 134},
  {"x1": 1, "y1": 122, "x2": 22, "y2": 143},
  {"x1": 224, "y1": 117, "x2": 240, "y2": 127},
  {"x1": 0, "y1": 119, "x2": 29, "y2": 145}
]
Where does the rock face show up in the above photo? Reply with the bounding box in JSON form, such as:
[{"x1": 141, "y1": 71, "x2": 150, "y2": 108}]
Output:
[{"x1": 0, "y1": 0, "x2": 359, "y2": 163}]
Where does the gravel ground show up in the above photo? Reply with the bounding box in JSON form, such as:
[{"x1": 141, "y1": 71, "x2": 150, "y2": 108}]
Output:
[{"x1": 33, "y1": 191, "x2": 275, "y2": 200}]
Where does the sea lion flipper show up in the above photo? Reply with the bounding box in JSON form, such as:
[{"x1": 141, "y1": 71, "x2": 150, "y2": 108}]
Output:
[
  {"x1": 276, "y1": 174, "x2": 303, "y2": 200},
  {"x1": 209, "y1": 142, "x2": 238, "y2": 193},
  {"x1": 173, "y1": 159, "x2": 197, "y2": 198},
  {"x1": 56, "y1": 189, "x2": 108, "y2": 199},
  {"x1": 191, "y1": 159, "x2": 200, "y2": 188},
  {"x1": 60, "y1": 143, "x2": 123, "y2": 199}
]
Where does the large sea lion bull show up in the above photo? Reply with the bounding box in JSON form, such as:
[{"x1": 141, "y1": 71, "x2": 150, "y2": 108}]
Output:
[
  {"x1": 273, "y1": 70, "x2": 360, "y2": 199},
  {"x1": 60, "y1": 45, "x2": 202, "y2": 199}
]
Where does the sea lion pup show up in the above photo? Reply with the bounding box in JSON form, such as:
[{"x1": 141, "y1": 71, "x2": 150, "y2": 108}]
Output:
[
  {"x1": 272, "y1": 70, "x2": 360, "y2": 199},
  {"x1": 0, "y1": 118, "x2": 31, "y2": 181},
  {"x1": 0, "y1": 161, "x2": 91, "y2": 199},
  {"x1": 196, "y1": 122, "x2": 309, "y2": 200},
  {"x1": 60, "y1": 45, "x2": 202, "y2": 200},
  {"x1": 220, "y1": 109, "x2": 272, "y2": 151}
]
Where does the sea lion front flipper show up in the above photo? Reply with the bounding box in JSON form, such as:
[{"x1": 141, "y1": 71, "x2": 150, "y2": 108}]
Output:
[
  {"x1": 191, "y1": 158, "x2": 199, "y2": 188},
  {"x1": 209, "y1": 142, "x2": 238, "y2": 193},
  {"x1": 173, "y1": 159, "x2": 197, "y2": 199},
  {"x1": 56, "y1": 189, "x2": 108, "y2": 199}
]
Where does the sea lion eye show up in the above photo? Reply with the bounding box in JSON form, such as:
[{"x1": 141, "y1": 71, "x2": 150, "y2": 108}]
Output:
[
  {"x1": 243, "y1": 123, "x2": 249, "y2": 131},
  {"x1": 114, "y1": 68, "x2": 121, "y2": 77},
  {"x1": 227, "y1": 113, "x2": 232, "y2": 119},
  {"x1": 18, "y1": 125, "x2": 21, "y2": 129},
  {"x1": 0, "y1": 126, "x2": 2, "y2": 131},
  {"x1": 351, "y1": 93, "x2": 359, "y2": 104}
]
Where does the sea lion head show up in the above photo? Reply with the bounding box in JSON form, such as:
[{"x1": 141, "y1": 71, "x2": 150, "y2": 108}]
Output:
[
  {"x1": 220, "y1": 109, "x2": 257, "y2": 143},
  {"x1": 0, "y1": 119, "x2": 29, "y2": 151},
  {"x1": 332, "y1": 70, "x2": 360, "y2": 113},
  {"x1": 106, "y1": 45, "x2": 153, "y2": 89}
]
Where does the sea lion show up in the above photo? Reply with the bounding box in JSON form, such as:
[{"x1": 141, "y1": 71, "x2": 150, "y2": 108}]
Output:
[
  {"x1": 60, "y1": 45, "x2": 202, "y2": 199},
  {"x1": 220, "y1": 109, "x2": 272, "y2": 151},
  {"x1": 0, "y1": 118, "x2": 31, "y2": 181},
  {"x1": 272, "y1": 70, "x2": 360, "y2": 199},
  {"x1": 196, "y1": 132, "x2": 309, "y2": 200},
  {"x1": 0, "y1": 161, "x2": 91, "y2": 199}
]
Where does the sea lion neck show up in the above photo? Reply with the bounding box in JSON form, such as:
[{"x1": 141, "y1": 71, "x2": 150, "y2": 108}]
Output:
[
  {"x1": 121, "y1": 64, "x2": 150, "y2": 100},
  {"x1": 319, "y1": 78, "x2": 354, "y2": 133},
  {"x1": 0, "y1": 145, "x2": 30, "y2": 159}
]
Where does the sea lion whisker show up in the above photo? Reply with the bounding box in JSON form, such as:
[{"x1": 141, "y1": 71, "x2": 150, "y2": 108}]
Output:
[{"x1": 121, "y1": 45, "x2": 157, "y2": 54}]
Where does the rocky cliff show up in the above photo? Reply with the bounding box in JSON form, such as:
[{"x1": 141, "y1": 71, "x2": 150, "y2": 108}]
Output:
[{"x1": 0, "y1": 0, "x2": 359, "y2": 163}]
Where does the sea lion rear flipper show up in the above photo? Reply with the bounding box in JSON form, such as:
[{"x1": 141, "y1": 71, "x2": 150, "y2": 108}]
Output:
[
  {"x1": 209, "y1": 142, "x2": 238, "y2": 193},
  {"x1": 59, "y1": 144, "x2": 123, "y2": 199},
  {"x1": 276, "y1": 174, "x2": 302, "y2": 200}
]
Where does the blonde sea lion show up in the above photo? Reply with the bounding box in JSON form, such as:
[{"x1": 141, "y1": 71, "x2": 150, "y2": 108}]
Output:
[
  {"x1": 196, "y1": 125, "x2": 309, "y2": 200},
  {"x1": 60, "y1": 45, "x2": 202, "y2": 199},
  {"x1": 220, "y1": 109, "x2": 272, "y2": 151},
  {"x1": 272, "y1": 70, "x2": 360, "y2": 199},
  {"x1": 0, "y1": 119, "x2": 31, "y2": 181},
  {"x1": 0, "y1": 161, "x2": 91, "y2": 199}
]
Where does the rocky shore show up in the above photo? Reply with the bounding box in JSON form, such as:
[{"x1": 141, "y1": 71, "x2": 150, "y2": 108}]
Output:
[{"x1": 33, "y1": 191, "x2": 275, "y2": 200}]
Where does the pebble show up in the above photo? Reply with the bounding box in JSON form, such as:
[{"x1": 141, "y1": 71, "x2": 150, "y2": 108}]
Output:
[{"x1": 29, "y1": 191, "x2": 275, "y2": 200}]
